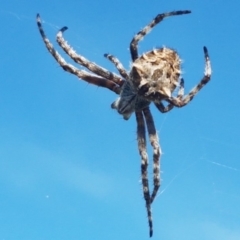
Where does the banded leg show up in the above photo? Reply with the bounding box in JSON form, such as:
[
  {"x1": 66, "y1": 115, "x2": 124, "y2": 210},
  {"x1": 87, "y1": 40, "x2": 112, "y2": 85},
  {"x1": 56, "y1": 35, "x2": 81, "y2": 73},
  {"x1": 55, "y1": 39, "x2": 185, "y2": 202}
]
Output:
[
  {"x1": 168, "y1": 47, "x2": 211, "y2": 107},
  {"x1": 130, "y1": 10, "x2": 191, "y2": 61},
  {"x1": 104, "y1": 53, "x2": 129, "y2": 80},
  {"x1": 56, "y1": 27, "x2": 124, "y2": 86},
  {"x1": 177, "y1": 78, "x2": 185, "y2": 99},
  {"x1": 135, "y1": 111, "x2": 153, "y2": 237},
  {"x1": 155, "y1": 78, "x2": 185, "y2": 113},
  {"x1": 36, "y1": 14, "x2": 121, "y2": 94},
  {"x1": 143, "y1": 107, "x2": 161, "y2": 203}
]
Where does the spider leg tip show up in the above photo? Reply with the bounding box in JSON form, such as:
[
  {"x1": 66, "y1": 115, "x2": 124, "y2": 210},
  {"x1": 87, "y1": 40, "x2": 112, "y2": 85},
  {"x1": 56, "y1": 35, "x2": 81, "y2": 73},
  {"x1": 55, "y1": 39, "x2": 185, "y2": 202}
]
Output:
[
  {"x1": 175, "y1": 10, "x2": 191, "y2": 15},
  {"x1": 203, "y1": 46, "x2": 210, "y2": 58},
  {"x1": 36, "y1": 13, "x2": 41, "y2": 20},
  {"x1": 60, "y1": 26, "x2": 68, "y2": 32},
  {"x1": 180, "y1": 78, "x2": 184, "y2": 85}
]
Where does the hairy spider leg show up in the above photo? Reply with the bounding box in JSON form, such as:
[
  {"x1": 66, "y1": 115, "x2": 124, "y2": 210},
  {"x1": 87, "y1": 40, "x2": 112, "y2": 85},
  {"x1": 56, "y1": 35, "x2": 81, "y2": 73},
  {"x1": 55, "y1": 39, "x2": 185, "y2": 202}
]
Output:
[
  {"x1": 143, "y1": 107, "x2": 161, "y2": 203},
  {"x1": 136, "y1": 110, "x2": 153, "y2": 237},
  {"x1": 56, "y1": 26, "x2": 124, "y2": 86},
  {"x1": 130, "y1": 10, "x2": 191, "y2": 61},
  {"x1": 104, "y1": 53, "x2": 129, "y2": 81},
  {"x1": 167, "y1": 47, "x2": 211, "y2": 107},
  {"x1": 36, "y1": 14, "x2": 121, "y2": 94},
  {"x1": 154, "y1": 78, "x2": 185, "y2": 113}
]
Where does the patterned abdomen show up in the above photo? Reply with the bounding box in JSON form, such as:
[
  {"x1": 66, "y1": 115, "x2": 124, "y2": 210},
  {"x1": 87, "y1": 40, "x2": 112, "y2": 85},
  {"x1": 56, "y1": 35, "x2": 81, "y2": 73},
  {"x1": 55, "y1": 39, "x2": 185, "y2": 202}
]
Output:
[{"x1": 130, "y1": 48, "x2": 181, "y2": 101}]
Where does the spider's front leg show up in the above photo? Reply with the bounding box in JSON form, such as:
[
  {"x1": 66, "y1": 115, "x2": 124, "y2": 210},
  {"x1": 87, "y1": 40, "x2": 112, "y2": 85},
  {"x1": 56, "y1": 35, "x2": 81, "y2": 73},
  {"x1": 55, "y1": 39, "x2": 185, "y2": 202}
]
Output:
[
  {"x1": 135, "y1": 110, "x2": 153, "y2": 237},
  {"x1": 142, "y1": 107, "x2": 161, "y2": 203},
  {"x1": 56, "y1": 26, "x2": 124, "y2": 86},
  {"x1": 36, "y1": 14, "x2": 121, "y2": 94},
  {"x1": 167, "y1": 47, "x2": 211, "y2": 107}
]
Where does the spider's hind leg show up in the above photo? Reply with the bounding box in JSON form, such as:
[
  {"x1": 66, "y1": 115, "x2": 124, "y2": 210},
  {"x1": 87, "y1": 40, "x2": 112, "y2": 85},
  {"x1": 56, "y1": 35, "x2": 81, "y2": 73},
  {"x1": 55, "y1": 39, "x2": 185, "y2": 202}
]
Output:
[
  {"x1": 136, "y1": 110, "x2": 153, "y2": 237},
  {"x1": 130, "y1": 10, "x2": 191, "y2": 61}
]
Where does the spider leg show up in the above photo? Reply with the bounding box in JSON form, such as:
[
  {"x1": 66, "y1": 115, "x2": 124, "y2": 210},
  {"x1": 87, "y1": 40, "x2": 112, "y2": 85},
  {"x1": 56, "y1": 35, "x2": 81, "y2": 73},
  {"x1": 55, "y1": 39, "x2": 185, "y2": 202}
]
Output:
[
  {"x1": 155, "y1": 102, "x2": 174, "y2": 113},
  {"x1": 167, "y1": 47, "x2": 211, "y2": 107},
  {"x1": 155, "y1": 78, "x2": 185, "y2": 113},
  {"x1": 143, "y1": 107, "x2": 161, "y2": 204},
  {"x1": 104, "y1": 53, "x2": 129, "y2": 80},
  {"x1": 177, "y1": 78, "x2": 185, "y2": 99},
  {"x1": 130, "y1": 10, "x2": 191, "y2": 61},
  {"x1": 135, "y1": 110, "x2": 153, "y2": 237},
  {"x1": 36, "y1": 14, "x2": 121, "y2": 94},
  {"x1": 56, "y1": 27, "x2": 125, "y2": 87}
]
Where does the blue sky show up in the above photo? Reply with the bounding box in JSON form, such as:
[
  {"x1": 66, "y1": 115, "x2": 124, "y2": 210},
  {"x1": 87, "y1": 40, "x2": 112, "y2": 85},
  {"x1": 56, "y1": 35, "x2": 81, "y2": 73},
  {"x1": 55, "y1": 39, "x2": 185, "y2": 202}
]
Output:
[{"x1": 1, "y1": 0, "x2": 240, "y2": 239}]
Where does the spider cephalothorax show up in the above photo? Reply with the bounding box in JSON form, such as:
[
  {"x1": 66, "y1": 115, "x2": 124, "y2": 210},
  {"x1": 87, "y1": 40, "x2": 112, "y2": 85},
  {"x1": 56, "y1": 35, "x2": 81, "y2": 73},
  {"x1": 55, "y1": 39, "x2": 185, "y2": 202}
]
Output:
[{"x1": 37, "y1": 10, "x2": 211, "y2": 237}]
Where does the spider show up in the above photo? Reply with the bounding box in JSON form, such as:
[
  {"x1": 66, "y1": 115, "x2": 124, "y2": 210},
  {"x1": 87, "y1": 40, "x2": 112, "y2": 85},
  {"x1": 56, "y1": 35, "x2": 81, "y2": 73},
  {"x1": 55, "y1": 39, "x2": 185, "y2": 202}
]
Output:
[{"x1": 36, "y1": 10, "x2": 211, "y2": 237}]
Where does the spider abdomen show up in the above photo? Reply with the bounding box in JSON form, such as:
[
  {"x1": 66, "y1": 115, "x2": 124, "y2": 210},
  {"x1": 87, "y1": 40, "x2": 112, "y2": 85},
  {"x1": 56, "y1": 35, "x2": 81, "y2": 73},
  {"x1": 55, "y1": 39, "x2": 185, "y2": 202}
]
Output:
[{"x1": 131, "y1": 47, "x2": 181, "y2": 101}]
